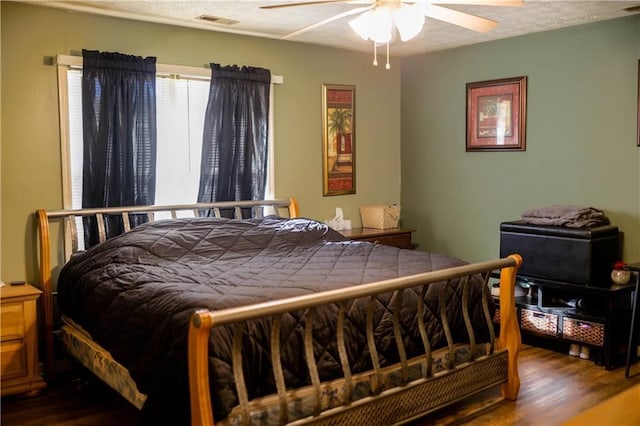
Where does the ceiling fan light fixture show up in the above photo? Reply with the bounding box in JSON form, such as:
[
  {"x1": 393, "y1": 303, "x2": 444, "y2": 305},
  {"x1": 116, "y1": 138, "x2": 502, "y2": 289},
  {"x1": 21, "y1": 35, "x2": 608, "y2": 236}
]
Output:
[
  {"x1": 348, "y1": 7, "x2": 393, "y2": 43},
  {"x1": 394, "y1": 4, "x2": 425, "y2": 41},
  {"x1": 349, "y1": 3, "x2": 426, "y2": 44}
]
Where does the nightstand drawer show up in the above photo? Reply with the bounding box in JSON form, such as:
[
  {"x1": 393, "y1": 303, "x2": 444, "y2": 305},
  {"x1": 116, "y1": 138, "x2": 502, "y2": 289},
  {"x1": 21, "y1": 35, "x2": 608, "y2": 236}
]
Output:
[
  {"x1": 361, "y1": 233, "x2": 413, "y2": 249},
  {"x1": 1, "y1": 341, "x2": 27, "y2": 380},
  {"x1": 1, "y1": 303, "x2": 26, "y2": 341},
  {"x1": 0, "y1": 283, "x2": 46, "y2": 396},
  {"x1": 339, "y1": 227, "x2": 416, "y2": 249}
]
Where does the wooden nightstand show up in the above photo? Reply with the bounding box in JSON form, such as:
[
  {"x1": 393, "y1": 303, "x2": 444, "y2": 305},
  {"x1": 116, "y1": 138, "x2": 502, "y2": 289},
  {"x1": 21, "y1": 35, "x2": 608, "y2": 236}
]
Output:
[
  {"x1": 339, "y1": 227, "x2": 415, "y2": 249},
  {"x1": 1, "y1": 283, "x2": 46, "y2": 396}
]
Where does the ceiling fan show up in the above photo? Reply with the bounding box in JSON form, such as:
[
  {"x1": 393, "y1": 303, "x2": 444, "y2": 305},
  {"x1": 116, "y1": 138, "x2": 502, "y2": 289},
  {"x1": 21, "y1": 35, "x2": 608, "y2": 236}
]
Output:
[{"x1": 260, "y1": 0, "x2": 524, "y2": 41}]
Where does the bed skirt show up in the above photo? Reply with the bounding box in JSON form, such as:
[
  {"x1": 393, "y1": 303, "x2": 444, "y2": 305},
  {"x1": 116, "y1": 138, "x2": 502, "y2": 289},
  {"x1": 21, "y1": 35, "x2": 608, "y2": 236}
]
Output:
[{"x1": 59, "y1": 318, "x2": 147, "y2": 409}]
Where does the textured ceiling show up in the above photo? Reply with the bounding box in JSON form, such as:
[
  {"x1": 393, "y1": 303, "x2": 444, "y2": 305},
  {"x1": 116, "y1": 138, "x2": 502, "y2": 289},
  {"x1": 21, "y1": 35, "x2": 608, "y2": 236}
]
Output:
[{"x1": 23, "y1": 1, "x2": 640, "y2": 56}]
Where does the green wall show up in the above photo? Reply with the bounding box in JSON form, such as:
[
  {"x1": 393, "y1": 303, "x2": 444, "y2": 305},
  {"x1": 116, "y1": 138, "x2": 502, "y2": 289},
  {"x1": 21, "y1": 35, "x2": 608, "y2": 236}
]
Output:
[
  {"x1": 401, "y1": 16, "x2": 640, "y2": 264},
  {"x1": 3, "y1": 1, "x2": 639, "y2": 284},
  {"x1": 0, "y1": 1, "x2": 402, "y2": 282}
]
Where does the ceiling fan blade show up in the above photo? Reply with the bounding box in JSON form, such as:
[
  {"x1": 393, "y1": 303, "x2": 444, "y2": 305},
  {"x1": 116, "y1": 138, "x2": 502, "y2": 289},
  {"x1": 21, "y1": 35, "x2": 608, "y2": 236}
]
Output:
[
  {"x1": 424, "y1": 4, "x2": 497, "y2": 32},
  {"x1": 281, "y1": 5, "x2": 374, "y2": 39},
  {"x1": 260, "y1": 0, "x2": 356, "y2": 10},
  {"x1": 430, "y1": 0, "x2": 523, "y2": 6}
]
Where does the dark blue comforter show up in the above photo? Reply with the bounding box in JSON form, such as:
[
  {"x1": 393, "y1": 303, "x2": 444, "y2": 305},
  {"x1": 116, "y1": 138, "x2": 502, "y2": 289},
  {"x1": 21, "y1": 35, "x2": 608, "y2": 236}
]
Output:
[{"x1": 57, "y1": 216, "x2": 491, "y2": 424}]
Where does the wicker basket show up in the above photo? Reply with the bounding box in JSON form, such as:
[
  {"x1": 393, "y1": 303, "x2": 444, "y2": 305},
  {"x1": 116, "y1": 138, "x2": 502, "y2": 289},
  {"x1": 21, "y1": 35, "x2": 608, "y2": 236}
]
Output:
[
  {"x1": 562, "y1": 317, "x2": 604, "y2": 346},
  {"x1": 520, "y1": 308, "x2": 558, "y2": 336},
  {"x1": 360, "y1": 205, "x2": 400, "y2": 229}
]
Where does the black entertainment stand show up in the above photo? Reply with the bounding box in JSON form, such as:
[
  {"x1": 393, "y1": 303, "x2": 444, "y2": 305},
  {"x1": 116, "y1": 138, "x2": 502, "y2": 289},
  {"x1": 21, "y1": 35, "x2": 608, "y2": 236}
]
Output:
[
  {"x1": 497, "y1": 220, "x2": 639, "y2": 370},
  {"x1": 498, "y1": 275, "x2": 639, "y2": 370}
]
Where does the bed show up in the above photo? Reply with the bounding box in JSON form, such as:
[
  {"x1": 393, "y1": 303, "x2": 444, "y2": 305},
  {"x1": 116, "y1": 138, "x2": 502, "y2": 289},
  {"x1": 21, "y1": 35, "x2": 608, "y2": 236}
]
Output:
[{"x1": 36, "y1": 198, "x2": 522, "y2": 425}]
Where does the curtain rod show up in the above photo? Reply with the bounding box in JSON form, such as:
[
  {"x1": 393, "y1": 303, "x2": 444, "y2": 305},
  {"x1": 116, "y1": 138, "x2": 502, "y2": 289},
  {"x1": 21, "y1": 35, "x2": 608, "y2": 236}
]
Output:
[{"x1": 55, "y1": 55, "x2": 284, "y2": 84}]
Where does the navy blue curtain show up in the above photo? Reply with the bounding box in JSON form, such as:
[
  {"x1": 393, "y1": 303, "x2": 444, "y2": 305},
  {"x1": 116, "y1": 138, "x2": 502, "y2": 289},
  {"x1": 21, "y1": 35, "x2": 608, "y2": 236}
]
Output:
[
  {"x1": 82, "y1": 50, "x2": 157, "y2": 246},
  {"x1": 197, "y1": 63, "x2": 271, "y2": 216}
]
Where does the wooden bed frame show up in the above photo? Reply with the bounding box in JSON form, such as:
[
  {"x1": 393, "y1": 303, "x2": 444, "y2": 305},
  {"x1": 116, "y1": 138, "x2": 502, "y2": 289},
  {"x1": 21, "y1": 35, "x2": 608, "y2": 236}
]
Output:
[{"x1": 36, "y1": 198, "x2": 522, "y2": 425}]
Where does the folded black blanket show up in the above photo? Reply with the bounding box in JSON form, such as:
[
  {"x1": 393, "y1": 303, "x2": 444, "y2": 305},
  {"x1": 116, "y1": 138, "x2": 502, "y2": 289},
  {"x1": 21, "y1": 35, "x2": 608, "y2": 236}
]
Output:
[{"x1": 521, "y1": 205, "x2": 610, "y2": 228}]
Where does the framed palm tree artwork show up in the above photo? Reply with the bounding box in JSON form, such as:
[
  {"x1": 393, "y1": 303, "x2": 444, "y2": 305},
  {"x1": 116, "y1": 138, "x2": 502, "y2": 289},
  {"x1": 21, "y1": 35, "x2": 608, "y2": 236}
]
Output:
[{"x1": 322, "y1": 83, "x2": 355, "y2": 196}]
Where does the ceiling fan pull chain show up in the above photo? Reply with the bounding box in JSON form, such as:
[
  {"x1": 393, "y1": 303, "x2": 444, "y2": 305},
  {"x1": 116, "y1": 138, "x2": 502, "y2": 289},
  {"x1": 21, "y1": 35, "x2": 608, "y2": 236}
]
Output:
[
  {"x1": 386, "y1": 41, "x2": 390, "y2": 70},
  {"x1": 372, "y1": 41, "x2": 378, "y2": 66}
]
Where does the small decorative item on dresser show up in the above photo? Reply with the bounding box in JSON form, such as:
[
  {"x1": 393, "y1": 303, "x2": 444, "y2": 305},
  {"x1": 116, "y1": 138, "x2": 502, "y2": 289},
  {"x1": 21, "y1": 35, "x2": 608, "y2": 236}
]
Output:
[{"x1": 611, "y1": 261, "x2": 631, "y2": 285}]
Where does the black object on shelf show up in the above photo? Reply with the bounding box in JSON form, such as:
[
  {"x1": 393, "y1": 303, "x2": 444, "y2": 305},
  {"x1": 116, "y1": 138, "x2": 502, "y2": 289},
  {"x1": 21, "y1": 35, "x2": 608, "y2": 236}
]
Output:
[{"x1": 500, "y1": 221, "x2": 620, "y2": 287}]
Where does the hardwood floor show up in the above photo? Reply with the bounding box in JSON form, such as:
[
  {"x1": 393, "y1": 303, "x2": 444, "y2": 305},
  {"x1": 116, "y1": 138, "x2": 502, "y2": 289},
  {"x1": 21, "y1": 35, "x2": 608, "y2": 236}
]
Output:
[
  {"x1": 419, "y1": 344, "x2": 640, "y2": 425},
  {"x1": 1, "y1": 375, "x2": 141, "y2": 426},
  {"x1": 2, "y1": 345, "x2": 640, "y2": 425}
]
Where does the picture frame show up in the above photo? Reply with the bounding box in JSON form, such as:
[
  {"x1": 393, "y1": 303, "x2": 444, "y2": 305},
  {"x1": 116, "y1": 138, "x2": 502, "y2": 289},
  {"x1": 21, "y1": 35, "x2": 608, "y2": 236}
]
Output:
[
  {"x1": 322, "y1": 84, "x2": 355, "y2": 196},
  {"x1": 466, "y1": 76, "x2": 527, "y2": 152},
  {"x1": 637, "y1": 60, "x2": 639, "y2": 147}
]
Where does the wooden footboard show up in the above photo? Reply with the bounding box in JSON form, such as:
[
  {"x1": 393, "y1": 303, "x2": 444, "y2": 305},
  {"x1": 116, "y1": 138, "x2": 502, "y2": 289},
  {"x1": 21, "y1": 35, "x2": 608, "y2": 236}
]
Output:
[
  {"x1": 496, "y1": 255, "x2": 522, "y2": 401},
  {"x1": 188, "y1": 255, "x2": 522, "y2": 425}
]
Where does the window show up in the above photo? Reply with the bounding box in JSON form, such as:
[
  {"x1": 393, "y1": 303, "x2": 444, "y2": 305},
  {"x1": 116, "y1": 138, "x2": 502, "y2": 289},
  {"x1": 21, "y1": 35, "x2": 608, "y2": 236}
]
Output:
[{"x1": 58, "y1": 56, "x2": 277, "y2": 211}]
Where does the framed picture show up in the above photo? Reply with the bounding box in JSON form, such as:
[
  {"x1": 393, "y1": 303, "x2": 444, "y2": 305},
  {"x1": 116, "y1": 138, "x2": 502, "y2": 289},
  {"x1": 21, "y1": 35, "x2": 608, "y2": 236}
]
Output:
[
  {"x1": 637, "y1": 60, "x2": 639, "y2": 147},
  {"x1": 322, "y1": 84, "x2": 355, "y2": 196},
  {"x1": 466, "y1": 76, "x2": 527, "y2": 152}
]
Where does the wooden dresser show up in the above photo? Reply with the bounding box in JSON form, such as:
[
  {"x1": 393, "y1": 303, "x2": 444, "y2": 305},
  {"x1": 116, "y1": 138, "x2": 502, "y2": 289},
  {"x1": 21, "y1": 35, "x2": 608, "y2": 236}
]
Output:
[
  {"x1": 339, "y1": 227, "x2": 415, "y2": 249},
  {"x1": 1, "y1": 283, "x2": 46, "y2": 396}
]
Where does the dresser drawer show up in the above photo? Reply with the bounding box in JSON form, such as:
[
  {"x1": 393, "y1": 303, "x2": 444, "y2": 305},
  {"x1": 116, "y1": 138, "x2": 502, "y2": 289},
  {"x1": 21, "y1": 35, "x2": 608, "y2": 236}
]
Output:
[
  {"x1": 1, "y1": 341, "x2": 27, "y2": 380},
  {"x1": 1, "y1": 303, "x2": 25, "y2": 341}
]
